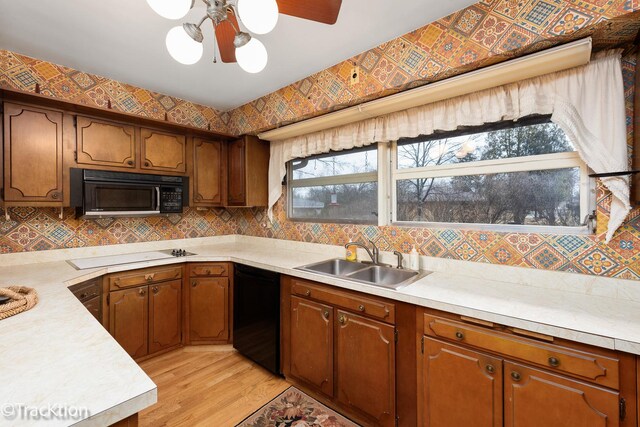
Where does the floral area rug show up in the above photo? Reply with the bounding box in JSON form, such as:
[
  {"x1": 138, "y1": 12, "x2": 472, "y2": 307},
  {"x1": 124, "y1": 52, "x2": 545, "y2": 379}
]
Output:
[{"x1": 236, "y1": 386, "x2": 360, "y2": 427}]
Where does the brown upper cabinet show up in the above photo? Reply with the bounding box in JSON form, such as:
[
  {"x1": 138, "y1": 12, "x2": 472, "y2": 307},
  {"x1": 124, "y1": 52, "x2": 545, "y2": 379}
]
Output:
[
  {"x1": 227, "y1": 135, "x2": 269, "y2": 207},
  {"x1": 141, "y1": 128, "x2": 186, "y2": 174},
  {"x1": 191, "y1": 138, "x2": 226, "y2": 207},
  {"x1": 76, "y1": 116, "x2": 136, "y2": 169},
  {"x1": 2, "y1": 102, "x2": 64, "y2": 204}
]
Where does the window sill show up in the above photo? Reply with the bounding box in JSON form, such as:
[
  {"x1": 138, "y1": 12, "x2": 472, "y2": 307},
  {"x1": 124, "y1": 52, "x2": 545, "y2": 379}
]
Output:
[{"x1": 391, "y1": 221, "x2": 593, "y2": 235}]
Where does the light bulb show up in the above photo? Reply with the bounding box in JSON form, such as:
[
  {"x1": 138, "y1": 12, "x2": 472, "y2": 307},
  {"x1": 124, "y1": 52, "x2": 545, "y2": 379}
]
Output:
[
  {"x1": 236, "y1": 38, "x2": 268, "y2": 73},
  {"x1": 237, "y1": 0, "x2": 279, "y2": 34},
  {"x1": 166, "y1": 26, "x2": 203, "y2": 65},
  {"x1": 146, "y1": 0, "x2": 192, "y2": 19},
  {"x1": 461, "y1": 140, "x2": 477, "y2": 154}
]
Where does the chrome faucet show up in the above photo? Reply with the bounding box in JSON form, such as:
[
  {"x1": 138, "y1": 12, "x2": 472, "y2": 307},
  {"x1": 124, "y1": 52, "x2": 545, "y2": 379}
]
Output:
[{"x1": 345, "y1": 240, "x2": 380, "y2": 265}]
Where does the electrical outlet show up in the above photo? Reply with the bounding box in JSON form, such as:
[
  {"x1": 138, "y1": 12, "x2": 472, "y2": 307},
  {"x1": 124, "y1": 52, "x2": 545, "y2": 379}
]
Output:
[{"x1": 349, "y1": 66, "x2": 360, "y2": 85}]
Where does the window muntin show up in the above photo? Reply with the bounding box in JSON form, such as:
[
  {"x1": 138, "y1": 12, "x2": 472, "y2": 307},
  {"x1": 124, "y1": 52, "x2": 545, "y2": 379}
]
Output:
[{"x1": 287, "y1": 146, "x2": 378, "y2": 224}]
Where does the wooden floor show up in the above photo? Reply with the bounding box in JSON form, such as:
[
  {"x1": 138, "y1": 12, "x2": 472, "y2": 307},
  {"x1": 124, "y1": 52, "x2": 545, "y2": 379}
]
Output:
[{"x1": 138, "y1": 346, "x2": 290, "y2": 427}]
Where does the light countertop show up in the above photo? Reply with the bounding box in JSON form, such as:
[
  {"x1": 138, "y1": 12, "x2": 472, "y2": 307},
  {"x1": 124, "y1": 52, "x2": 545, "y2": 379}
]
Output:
[{"x1": 1, "y1": 235, "x2": 639, "y2": 426}]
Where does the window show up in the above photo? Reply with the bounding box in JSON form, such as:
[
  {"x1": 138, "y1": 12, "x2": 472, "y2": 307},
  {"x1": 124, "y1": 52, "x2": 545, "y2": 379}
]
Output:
[
  {"x1": 286, "y1": 116, "x2": 593, "y2": 233},
  {"x1": 287, "y1": 146, "x2": 378, "y2": 223},
  {"x1": 392, "y1": 116, "x2": 592, "y2": 232}
]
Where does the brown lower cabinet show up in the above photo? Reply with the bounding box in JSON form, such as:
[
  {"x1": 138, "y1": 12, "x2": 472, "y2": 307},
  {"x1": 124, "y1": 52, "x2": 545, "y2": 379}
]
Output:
[
  {"x1": 283, "y1": 276, "x2": 399, "y2": 427},
  {"x1": 107, "y1": 271, "x2": 183, "y2": 360},
  {"x1": 185, "y1": 263, "x2": 231, "y2": 344}
]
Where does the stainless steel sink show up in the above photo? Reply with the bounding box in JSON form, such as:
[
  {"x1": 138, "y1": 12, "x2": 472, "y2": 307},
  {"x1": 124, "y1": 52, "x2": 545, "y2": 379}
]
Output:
[
  {"x1": 296, "y1": 258, "x2": 427, "y2": 290},
  {"x1": 297, "y1": 258, "x2": 370, "y2": 276}
]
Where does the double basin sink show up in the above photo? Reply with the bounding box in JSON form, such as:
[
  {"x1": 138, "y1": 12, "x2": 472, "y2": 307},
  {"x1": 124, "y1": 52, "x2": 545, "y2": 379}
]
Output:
[{"x1": 296, "y1": 258, "x2": 428, "y2": 290}]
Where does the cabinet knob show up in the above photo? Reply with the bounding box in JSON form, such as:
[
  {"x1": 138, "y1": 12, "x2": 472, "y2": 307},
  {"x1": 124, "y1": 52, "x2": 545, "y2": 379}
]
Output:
[
  {"x1": 486, "y1": 364, "x2": 495, "y2": 374},
  {"x1": 139, "y1": 289, "x2": 146, "y2": 296},
  {"x1": 548, "y1": 356, "x2": 560, "y2": 367},
  {"x1": 51, "y1": 192, "x2": 60, "y2": 200},
  {"x1": 192, "y1": 281, "x2": 197, "y2": 287},
  {"x1": 144, "y1": 161, "x2": 150, "y2": 167},
  {"x1": 323, "y1": 310, "x2": 330, "y2": 319},
  {"x1": 127, "y1": 160, "x2": 134, "y2": 166},
  {"x1": 205, "y1": 269, "x2": 211, "y2": 275},
  {"x1": 338, "y1": 315, "x2": 347, "y2": 325},
  {"x1": 511, "y1": 371, "x2": 521, "y2": 382},
  {"x1": 455, "y1": 331, "x2": 465, "y2": 340},
  {"x1": 305, "y1": 290, "x2": 311, "y2": 297},
  {"x1": 79, "y1": 293, "x2": 87, "y2": 299},
  {"x1": 152, "y1": 286, "x2": 159, "y2": 294},
  {"x1": 358, "y1": 304, "x2": 365, "y2": 312}
]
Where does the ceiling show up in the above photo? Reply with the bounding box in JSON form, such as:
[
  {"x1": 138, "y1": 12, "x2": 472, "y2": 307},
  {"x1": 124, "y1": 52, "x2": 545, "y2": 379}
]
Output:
[{"x1": 0, "y1": 0, "x2": 479, "y2": 111}]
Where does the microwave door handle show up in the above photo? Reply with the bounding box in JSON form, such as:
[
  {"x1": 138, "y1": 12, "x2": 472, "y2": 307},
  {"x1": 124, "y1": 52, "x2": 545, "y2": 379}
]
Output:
[{"x1": 156, "y1": 187, "x2": 161, "y2": 212}]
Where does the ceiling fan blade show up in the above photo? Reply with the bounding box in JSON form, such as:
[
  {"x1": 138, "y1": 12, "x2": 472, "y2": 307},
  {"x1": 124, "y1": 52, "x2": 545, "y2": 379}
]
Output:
[
  {"x1": 276, "y1": 0, "x2": 342, "y2": 25},
  {"x1": 214, "y1": 16, "x2": 238, "y2": 63}
]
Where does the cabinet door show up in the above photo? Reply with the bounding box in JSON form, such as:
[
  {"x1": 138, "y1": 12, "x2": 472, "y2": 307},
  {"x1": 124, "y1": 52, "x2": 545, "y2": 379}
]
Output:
[
  {"x1": 76, "y1": 116, "x2": 136, "y2": 168},
  {"x1": 3, "y1": 103, "x2": 63, "y2": 202},
  {"x1": 504, "y1": 361, "x2": 620, "y2": 427},
  {"x1": 193, "y1": 138, "x2": 224, "y2": 206},
  {"x1": 140, "y1": 128, "x2": 186, "y2": 173},
  {"x1": 336, "y1": 310, "x2": 395, "y2": 427},
  {"x1": 109, "y1": 286, "x2": 148, "y2": 359},
  {"x1": 227, "y1": 137, "x2": 246, "y2": 206},
  {"x1": 290, "y1": 296, "x2": 334, "y2": 397},
  {"x1": 421, "y1": 338, "x2": 503, "y2": 427},
  {"x1": 148, "y1": 279, "x2": 182, "y2": 354},
  {"x1": 189, "y1": 277, "x2": 229, "y2": 342}
]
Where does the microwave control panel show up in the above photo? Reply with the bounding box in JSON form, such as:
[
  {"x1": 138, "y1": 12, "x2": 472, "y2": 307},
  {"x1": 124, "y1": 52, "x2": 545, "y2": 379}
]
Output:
[{"x1": 160, "y1": 187, "x2": 183, "y2": 213}]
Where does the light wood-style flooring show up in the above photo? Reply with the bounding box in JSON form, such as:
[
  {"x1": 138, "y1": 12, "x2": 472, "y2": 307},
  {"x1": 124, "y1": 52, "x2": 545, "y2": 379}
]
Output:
[{"x1": 138, "y1": 346, "x2": 290, "y2": 426}]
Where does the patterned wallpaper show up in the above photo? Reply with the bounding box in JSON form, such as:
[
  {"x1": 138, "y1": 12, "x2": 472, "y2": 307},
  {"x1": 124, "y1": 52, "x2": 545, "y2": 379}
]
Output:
[
  {"x1": 0, "y1": 0, "x2": 639, "y2": 281},
  {"x1": 228, "y1": 1, "x2": 640, "y2": 135},
  {"x1": 0, "y1": 50, "x2": 231, "y2": 134}
]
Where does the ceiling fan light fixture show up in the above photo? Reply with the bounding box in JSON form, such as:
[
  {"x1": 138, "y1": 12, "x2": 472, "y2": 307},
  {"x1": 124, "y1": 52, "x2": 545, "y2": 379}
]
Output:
[
  {"x1": 236, "y1": 37, "x2": 268, "y2": 73},
  {"x1": 183, "y1": 22, "x2": 204, "y2": 43},
  {"x1": 166, "y1": 26, "x2": 204, "y2": 65},
  {"x1": 146, "y1": 0, "x2": 193, "y2": 20},
  {"x1": 233, "y1": 31, "x2": 252, "y2": 49},
  {"x1": 237, "y1": 0, "x2": 279, "y2": 35}
]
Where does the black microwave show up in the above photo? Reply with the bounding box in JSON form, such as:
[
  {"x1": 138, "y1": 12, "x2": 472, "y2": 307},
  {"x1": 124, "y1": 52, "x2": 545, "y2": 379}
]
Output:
[{"x1": 70, "y1": 168, "x2": 189, "y2": 218}]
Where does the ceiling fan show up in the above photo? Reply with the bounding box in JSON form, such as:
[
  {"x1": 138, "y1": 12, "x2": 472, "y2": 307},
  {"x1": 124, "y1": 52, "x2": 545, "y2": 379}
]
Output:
[{"x1": 147, "y1": 0, "x2": 343, "y2": 73}]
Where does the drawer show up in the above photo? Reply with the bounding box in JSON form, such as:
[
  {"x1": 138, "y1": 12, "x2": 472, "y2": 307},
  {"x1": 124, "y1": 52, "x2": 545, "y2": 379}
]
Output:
[
  {"x1": 190, "y1": 263, "x2": 228, "y2": 277},
  {"x1": 84, "y1": 295, "x2": 102, "y2": 323},
  {"x1": 69, "y1": 278, "x2": 101, "y2": 303},
  {"x1": 424, "y1": 314, "x2": 620, "y2": 389},
  {"x1": 291, "y1": 278, "x2": 395, "y2": 324},
  {"x1": 109, "y1": 266, "x2": 182, "y2": 291}
]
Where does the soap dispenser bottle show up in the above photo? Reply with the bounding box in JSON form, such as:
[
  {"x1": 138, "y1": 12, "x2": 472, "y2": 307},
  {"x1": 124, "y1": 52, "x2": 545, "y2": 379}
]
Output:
[{"x1": 409, "y1": 246, "x2": 420, "y2": 270}]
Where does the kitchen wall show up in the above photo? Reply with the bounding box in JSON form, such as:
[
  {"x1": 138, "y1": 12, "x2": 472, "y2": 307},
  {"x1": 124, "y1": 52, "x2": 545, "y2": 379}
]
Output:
[{"x1": 1, "y1": 0, "x2": 639, "y2": 280}]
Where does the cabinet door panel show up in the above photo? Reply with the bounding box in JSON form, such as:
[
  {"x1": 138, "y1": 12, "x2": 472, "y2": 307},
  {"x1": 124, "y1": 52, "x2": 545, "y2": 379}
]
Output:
[
  {"x1": 141, "y1": 128, "x2": 186, "y2": 173},
  {"x1": 149, "y1": 279, "x2": 182, "y2": 354},
  {"x1": 3, "y1": 103, "x2": 63, "y2": 202},
  {"x1": 504, "y1": 361, "x2": 620, "y2": 427},
  {"x1": 422, "y1": 338, "x2": 503, "y2": 427},
  {"x1": 189, "y1": 277, "x2": 229, "y2": 342},
  {"x1": 227, "y1": 138, "x2": 245, "y2": 205},
  {"x1": 109, "y1": 287, "x2": 148, "y2": 359},
  {"x1": 290, "y1": 296, "x2": 334, "y2": 397},
  {"x1": 193, "y1": 138, "x2": 224, "y2": 206},
  {"x1": 336, "y1": 310, "x2": 395, "y2": 427},
  {"x1": 76, "y1": 117, "x2": 135, "y2": 168}
]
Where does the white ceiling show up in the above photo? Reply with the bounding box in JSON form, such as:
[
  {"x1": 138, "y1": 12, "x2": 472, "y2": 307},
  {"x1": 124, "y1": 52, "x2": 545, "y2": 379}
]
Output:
[{"x1": 0, "y1": 0, "x2": 478, "y2": 111}]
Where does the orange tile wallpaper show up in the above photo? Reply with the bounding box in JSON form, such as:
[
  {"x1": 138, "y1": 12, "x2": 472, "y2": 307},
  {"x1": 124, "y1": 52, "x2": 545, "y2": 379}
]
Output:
[{"x1": 0, "y1": 0, "x2": 639, "y2": 280}]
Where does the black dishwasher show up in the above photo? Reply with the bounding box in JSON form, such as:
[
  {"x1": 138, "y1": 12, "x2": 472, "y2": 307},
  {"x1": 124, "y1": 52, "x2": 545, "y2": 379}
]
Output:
[{"x1": 233, "y1": 264, "x2": 281, "y2": 375}]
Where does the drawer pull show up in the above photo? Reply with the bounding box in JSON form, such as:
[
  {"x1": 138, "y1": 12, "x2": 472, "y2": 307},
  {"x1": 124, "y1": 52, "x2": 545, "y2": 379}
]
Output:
[
  {"x1": 139, "y1": 289, "x2": 146, "y2": 296},
  {"x1": 323, "y1": 310, "x2": 330, "y2": 319},
  {"x1": 511, "y1": 371, "x2": 521, "y2": 382},
  {"x1": 548, "y1": 357, "x2": 560, "y2": 367},
  {"x1": 79, "y1": 293, "x2": 87, "y2": 299},
  {"x1": 205, "y1": 269, "x2": 211, "y2": 275},
  {"x1": 455, "y1": 331, "x2": 465, "y2": 340},
  {"x1": 486, "y1": 364, "x2": 495, "y2": 374},
  {"x1": 192, "y1": 281, "x2": 197, "y2": 288},
  {"x1": 305, "y1": 290, "x2": 311, "y2": 297},
  {"x1": 358, "y1": 304, "x2": 365, "y2": 312},
  {"x1": 338, "y1": 315, "x2": 347, "y2": 325}
]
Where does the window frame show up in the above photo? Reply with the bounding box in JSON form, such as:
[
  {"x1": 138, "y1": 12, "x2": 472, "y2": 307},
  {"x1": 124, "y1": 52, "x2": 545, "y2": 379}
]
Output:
[{"x1": 286, "y1": 146, "x2": 380, "y2": 225}]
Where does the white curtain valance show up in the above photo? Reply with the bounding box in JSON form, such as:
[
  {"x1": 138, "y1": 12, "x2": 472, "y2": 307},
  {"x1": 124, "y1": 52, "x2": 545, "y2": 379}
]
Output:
[{"x1": 268, "y1": 50, "x2": 630, "y2": 242}]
